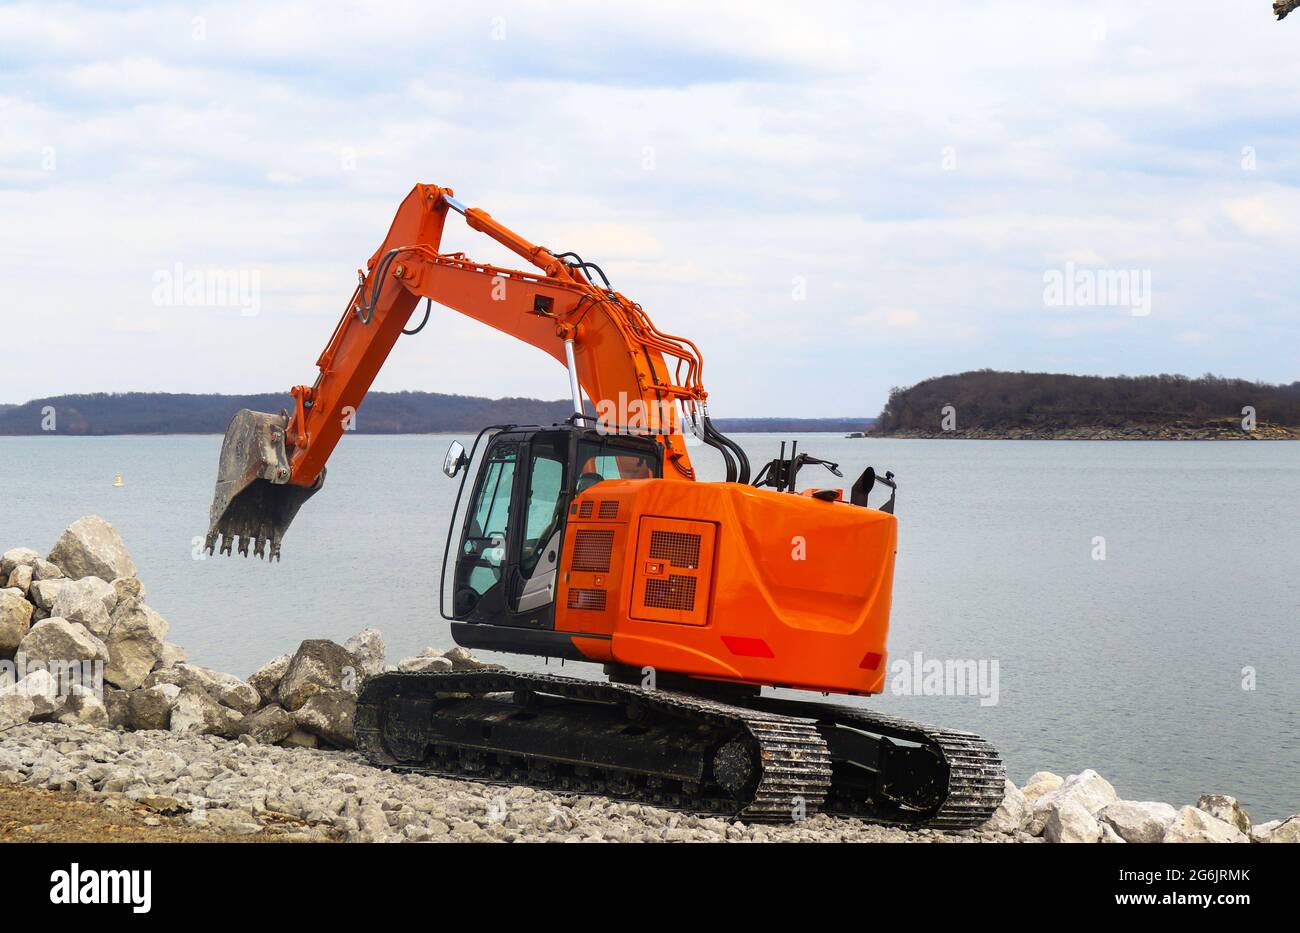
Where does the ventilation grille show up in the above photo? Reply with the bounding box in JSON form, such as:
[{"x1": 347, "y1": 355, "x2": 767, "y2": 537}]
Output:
[
  {"x1": 648, "y1": 530, "x2": 702, "y2": 569},
  {"x1": 570, "y1": 530, "x2": 613, "y2": 573},
  {"x1": 567, "y1": 588, "x2": 607, "y2": 611},
  {"x1": 577, "y1": 500, "x2": 594, "y2": 519},
  {"x1": 643, "y1": 575, "x2": 697, "y2": 612},
  {"x1": 598, "y1": 500, "x2": 619, "y2": 519}
]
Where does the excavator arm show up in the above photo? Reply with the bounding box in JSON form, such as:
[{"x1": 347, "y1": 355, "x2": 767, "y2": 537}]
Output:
[{"x1": 206, "y1": 183, "x2": 742, "y2": 559}]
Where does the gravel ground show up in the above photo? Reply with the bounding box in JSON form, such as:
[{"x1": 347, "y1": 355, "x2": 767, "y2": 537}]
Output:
[{"x1": 0, "y1": 722, "x2": 1033, "y2": 843}]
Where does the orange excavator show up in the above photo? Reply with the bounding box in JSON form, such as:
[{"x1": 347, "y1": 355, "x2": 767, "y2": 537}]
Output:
[{"x1": 205, "y1": 183, "x2": 1004, "y2": 826}]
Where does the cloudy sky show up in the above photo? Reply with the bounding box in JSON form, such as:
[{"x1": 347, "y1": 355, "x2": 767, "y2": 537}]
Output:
[{"x1": 1, "y1": 1, "x2": 1297, "y2": 416}]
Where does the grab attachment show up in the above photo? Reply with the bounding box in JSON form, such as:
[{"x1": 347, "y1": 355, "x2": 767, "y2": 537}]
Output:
[{"x1": 204, "y1": 409, "x2": 324, "y2": 560}]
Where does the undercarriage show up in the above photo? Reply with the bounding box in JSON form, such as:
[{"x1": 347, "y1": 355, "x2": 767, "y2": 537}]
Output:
[{"x1": 355, "y1": 670, "x2": 1005, "y2": 828}]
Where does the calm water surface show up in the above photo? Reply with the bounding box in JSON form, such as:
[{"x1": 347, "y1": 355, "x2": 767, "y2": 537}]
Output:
[{"x1": 1, "y1": 434, "x2": 1296, "y2": 818}]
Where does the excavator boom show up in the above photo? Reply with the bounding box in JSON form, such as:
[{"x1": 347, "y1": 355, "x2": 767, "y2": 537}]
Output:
[{"x1": 206, "y1": 183, "x2": 735, "y2": 558}]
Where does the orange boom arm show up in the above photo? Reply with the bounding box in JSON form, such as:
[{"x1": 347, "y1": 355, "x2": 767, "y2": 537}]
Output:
[{"x1": 284, "y1": 183, "x2": 707, "y2": 486}]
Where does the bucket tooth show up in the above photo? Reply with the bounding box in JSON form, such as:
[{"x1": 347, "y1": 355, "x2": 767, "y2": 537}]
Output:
[{"x1": 205, "y1": 409, "x2": 325, "y2": 561}]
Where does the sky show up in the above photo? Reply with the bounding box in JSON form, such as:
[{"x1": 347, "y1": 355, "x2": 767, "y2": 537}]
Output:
[{"x1": 1, "y1": 1, "x2": 1297, "y2": 417}]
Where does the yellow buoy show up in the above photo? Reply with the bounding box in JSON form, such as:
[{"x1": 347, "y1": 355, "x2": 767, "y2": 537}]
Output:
[{"x1": 113, "y1": 472, "x2": 123, "y2": 487}]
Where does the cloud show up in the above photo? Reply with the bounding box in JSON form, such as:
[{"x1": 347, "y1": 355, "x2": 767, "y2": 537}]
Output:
[
  {"x1": 0, "y1": 0, "x2": 1297, "y2": 414},
  {"x1": 1222, "y1": 195, "x2": 1299, "y2": 240}
]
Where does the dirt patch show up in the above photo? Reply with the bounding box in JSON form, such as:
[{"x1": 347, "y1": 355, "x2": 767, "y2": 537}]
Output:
[{"x1": 0, "y1": 784, "x2": 333, "y2": 843}]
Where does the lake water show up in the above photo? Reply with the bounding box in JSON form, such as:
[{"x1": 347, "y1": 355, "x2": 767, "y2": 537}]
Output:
[{"x1": 1, "y1": 434, "x2": 1296, "y2": 819}]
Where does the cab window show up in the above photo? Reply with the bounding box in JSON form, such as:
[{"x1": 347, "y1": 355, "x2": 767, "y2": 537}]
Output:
[
  {"x1": 462, "y1": 441, "x2": 517, "y2": 597},
  {"x1": 521, "y1": 437, "x2": 566, "y2": 575},
  {"x1": 576, "y1": 440, "x2": 659, "y2": 484}
]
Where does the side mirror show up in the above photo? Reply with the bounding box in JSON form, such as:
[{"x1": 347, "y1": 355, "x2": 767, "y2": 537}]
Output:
[{"x1": 442, "y1": 441, "x2": 468, "y2": 478}]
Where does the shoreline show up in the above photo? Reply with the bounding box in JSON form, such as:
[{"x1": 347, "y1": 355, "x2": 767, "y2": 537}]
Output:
[
  {"x1": 870, "y1": 422, "x2": 1298, "y2": 441},
  {"x1": 4, "y1": 518, "x2": 1297, "y2": 844}
]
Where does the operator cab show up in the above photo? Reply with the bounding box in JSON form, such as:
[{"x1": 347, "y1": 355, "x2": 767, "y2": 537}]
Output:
[{"x1": 443, "y1": 424, "x2": 662, "y2": 632}]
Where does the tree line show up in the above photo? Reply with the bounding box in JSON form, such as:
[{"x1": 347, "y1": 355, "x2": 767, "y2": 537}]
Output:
[
  {"x1": 0, "y1": 392, "x2": 868, "y2": 435},
  {"x1": 874, "y1": 371, "x2": 1300, "y2": 432},
  {"x1": 0, "y1": 392, "x2": 576, "y2": 435}
]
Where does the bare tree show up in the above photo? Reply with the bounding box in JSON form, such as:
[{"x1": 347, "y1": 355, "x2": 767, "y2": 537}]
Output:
[{"x1": 1277, "y1": 1, "x2": 1300, "y2": 20}]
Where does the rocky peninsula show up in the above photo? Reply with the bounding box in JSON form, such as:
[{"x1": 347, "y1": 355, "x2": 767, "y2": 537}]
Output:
[{"x1": 871, "y1": 371, "x2": 1300, "y2": 440}]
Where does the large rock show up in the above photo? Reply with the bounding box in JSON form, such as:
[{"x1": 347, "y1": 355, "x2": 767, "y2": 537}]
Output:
[
  {"x1": 0, "y1": 690, "x2": 36, "y2": 729},
  {"x1": 0, "y1": 669, "x2": 64, "y2": 719},
  {"x1": 104, "y1": 687, "x2": 131, "y2": 728},
  {"x1": 158, "y1": 642, "x2": 186, "y2": 667},
  {"x1": 47, "y1": 515, "x2": 137, "y2": 581},
  {"x1": 983, "y1": 779, "x2": 1030, "y2": 834},
  {"x1": 0, "y1": 547, "x2": 39, "y2": 580},
  {"x1": 32, "y1": 558, "x2": 64, "y2": 582},
  {"x1": 56, "y1": 684, "x2": 109, "y2": 726},
  {"x1": 1029, "y1": 769, "x2": 1117, "y2": 835},
  {"x1": 142, "y1": 664, "x2": 211, "y2": 693},
  {"x1": 0, "y1": 590, "x2": 34, "y2": 653},
  {"x1": 1021, "y1": 771, "x2": 1064, "y2": 804},
  {"x1": 169, "y1": 685, "x2": 241, "y2": 737},
  {"x1": 277, "y1": 640, "x2": 356, "y2": 711},
  {"x1": 27, "y1": 578, "x2": 71, "y2": 612},
  {"x1": 397, "y1": 655, "x2": 452, "y2": 673},
  {"x1": 1196, "y1": 794, "x2": 1251, "y2": 834},
  {"x1": 112, "y1": 576, "x2": 146, "y2": 604},
  {"x1": 144, "y1": 663, "x2": 257, "y2": 713},
  {"x1": 5, "y1": 564, "x2": 33, "y2": 595},
  {"x1": 344, "y1": 628, "x2": 386, "y2": 678},
  {"x1": 100, "y1": 598, "x2": 169, "y2": 690},
  {"x1": 211, "y1": 676, "x2": 259, "y2": 714},
  {"x1": 444, "y1": 645, "x2": 496, "y2": 671},
  {"x1": 292, "y1": 689, "x2": 356, "y2": 747},
  {"x1": 234, "y1": 704, "x2": 295, "y2": 744},
  {"x1": 182, "y1": 664, "x2": 259, "y2": 714},
  {"x1": 1251, "y1": 816, "x2": 1300, "y2": 843},
  {"x1": 128, "y1": 683, "x2": 181, "y2": 730},
  {"x1": 1099, "y1": 800, "x2": 1178, "y2": 844},
  {"x1": 1099, "y1": 823, "x2": 1126, "y2": 843},
  {"x1": 17, "y1": 617, "x2": 110, "y2": 666},
  {"x1": 1163, "y1": 805, "x2": 1248, "y2": 843},
  {"x1": 49, "y1": 577, "x2": 115, "y2": 636},
  {"x1": 248, "y1": 654, "x2": 290, "y2": 705},
  {"x1": 1043, "y1": 797, "x2": 1103, "y2": 843}
]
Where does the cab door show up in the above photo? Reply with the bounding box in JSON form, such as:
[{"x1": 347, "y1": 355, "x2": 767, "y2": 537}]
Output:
[
  {"x1": 512, "y1": 433, "x2": 569, "y2": 617},
  {"x1": 451, "y1": 436, "x2": 519, "y2": 620},
  {"x1": 450, "y1": 430, "x2": 572, "y2": 628}
]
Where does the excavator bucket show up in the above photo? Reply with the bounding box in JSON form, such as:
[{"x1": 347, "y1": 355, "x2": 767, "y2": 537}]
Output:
[{"x1": 204, "y1": 409, "x2": 323, "y2": 560}]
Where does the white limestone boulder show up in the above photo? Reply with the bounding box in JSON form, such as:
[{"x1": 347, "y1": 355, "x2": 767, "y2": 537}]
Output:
[
  {"x1": 1163, "y1": 805, "x2": 1248, "y2": 843},
  {"x1": 1098, "y1": 800, "x2": 1178, "y2": 844},
  {"x1": 344, "y1": 628, "x2": 386, "y2": 678},
  {"x1": 1250, "y1": 816, "x2": 1300, "y2": 843},
  {"x1": 1196, "y1": 794, "x2": 1251, "y2": 834},
  {"x1": 0, "y1": 590, "x2": 34, "y2": 653},
  {"x1": 1028, "y1": 769, "x2": 1117, "y2": 835},
  {"x1": 100, "y1": 598, "x2": 169, "y2": 690},
  {"x1": 47, "y1": 515, "x2": 137, "y2": 581},
  {"x1": 1020, "y1": 771, "x2": 1064, "y2": 805},
  {"x1": 17, "y1": 617, "x2": 110, "y2": 666},
  {"x1": 0, "y1": 547, "x2": 39, "y2": 580},
  {"x1": 982, "y1": 779, "x2": 1030, "y2": 834},
  {"x1": 1043, "y1": 797, "x2": 1103, "y2": 843}
]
